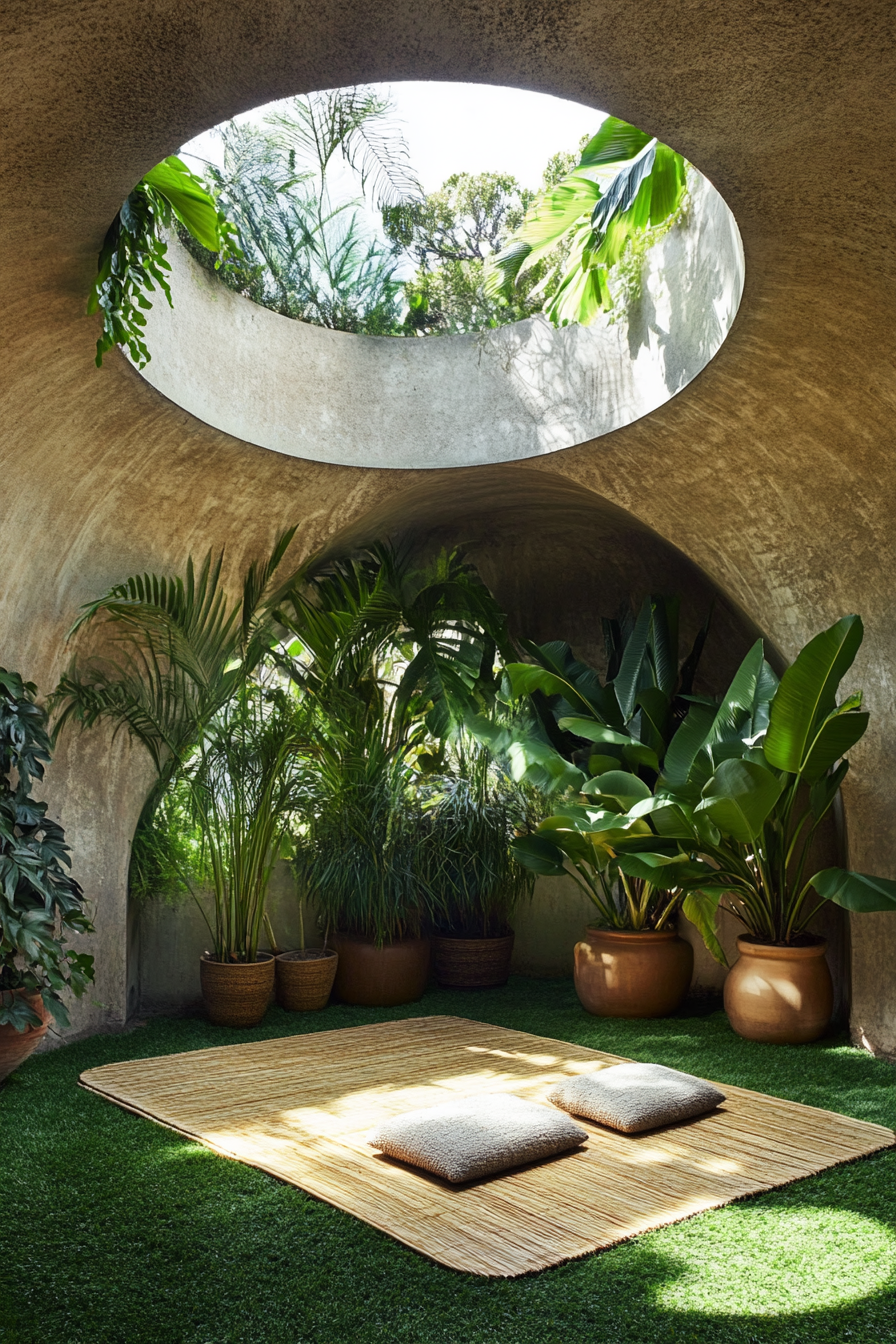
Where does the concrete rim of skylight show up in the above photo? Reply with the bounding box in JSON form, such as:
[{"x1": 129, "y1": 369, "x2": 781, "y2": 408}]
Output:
[{"x1": 134, "y1": 165, "x2": 744, "y2": 471}]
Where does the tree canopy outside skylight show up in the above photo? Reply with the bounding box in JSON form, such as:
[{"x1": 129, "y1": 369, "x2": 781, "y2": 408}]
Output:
[{"x1": 90, "y1": 84, "x2": 692, "y2": 364}]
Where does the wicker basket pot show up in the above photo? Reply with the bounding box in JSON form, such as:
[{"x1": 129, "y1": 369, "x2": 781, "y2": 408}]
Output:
[
  {"x1": 275, "y1": 949, "x2": 338, "y2": 1011},
  {"x1": 200, "y1": 952, "x2": 275, "y2": 1027},
  {"x1": 433, "y1": 932, "x2": 515, "y2": 989},
  {"x1": 331, "y1": 934, "x2": 430, "y2": 1007},
  {"x1": 0, "y1": 990, "x2": 51, "y2": 1082},
  {"x1": 574, "y1": 928, "x2": 693, "y2": 1018}
]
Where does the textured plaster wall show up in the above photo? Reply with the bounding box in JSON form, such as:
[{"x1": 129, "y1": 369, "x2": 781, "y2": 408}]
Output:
[
  {"x1": 2, "y1": 1, "x2": 894, "y2": 1056},
  {"x1": 136, "y1": 169, "x2": 743, "y2": 469}
]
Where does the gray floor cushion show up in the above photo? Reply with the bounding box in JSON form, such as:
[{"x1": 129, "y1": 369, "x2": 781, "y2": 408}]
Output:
[
  {"x1": 368, "y1": 1093, "x2": 588, "y2": 1183},
  {"x1": 548, "y1": 1062, "x2": 726, "y2": 1134}
]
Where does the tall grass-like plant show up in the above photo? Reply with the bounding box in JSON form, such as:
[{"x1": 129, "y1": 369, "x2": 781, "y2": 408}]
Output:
[
  {"x1": 423, "y1": 741, "x2": 536, "y2": 938},
  {"x1": 294, "y1": 710, "x2": 435, "y2": 946},
  {"x1": 184, "y1": 685, "x2": 310, "y2": 962}
]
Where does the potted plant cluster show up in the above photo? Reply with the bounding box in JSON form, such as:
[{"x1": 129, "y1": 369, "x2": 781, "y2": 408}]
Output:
[
  {"x1": 277, "y1": 542, "x2": 513, "y2": 1007},
  {"x1": 484, "y1": 595, "x2": 720, "y2": 1017},
  {"x1": 0, "y1": 669, "x2": 94, "y2": 1080},
  {"x1": 526, "y1": 615, "x2": 896, "y2": 1042},
  {"x1": 424, "y1": 739, "x2": 535, "y2": 989}
]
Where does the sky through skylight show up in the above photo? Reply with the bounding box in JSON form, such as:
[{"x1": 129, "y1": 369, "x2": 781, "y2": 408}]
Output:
[{"x1": 181, "y1": 82, "x2": 604, "y2": 196}]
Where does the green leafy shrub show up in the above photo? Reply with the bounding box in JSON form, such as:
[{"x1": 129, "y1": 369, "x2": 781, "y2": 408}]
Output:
[{"x1": 0, "y1": 670, "x2": 94, "y2": 1030}]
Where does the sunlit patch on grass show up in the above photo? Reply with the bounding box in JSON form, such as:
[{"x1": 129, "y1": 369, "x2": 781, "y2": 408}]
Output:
[{"x1": 656, "y1": 1205, "x2": 896, "y2": 1315}]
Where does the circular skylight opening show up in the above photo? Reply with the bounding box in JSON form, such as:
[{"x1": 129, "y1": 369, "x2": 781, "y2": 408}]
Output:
[{"x1": 134, "y1": 83, "x2": 744, "y2": 469}]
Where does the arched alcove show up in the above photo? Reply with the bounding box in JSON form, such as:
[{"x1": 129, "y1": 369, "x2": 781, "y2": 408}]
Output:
[{"x1": 130, "y1": 467, "x2": 849, "y2": 1016}]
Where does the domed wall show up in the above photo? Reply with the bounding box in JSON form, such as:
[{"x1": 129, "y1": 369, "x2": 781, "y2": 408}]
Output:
[{"x1": 2, "y1": 1, "x2": 894, "y2": 1056}]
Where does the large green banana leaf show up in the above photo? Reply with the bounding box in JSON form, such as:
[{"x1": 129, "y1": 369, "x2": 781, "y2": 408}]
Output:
[
  {"x1": 144, "y1": 157, "x2": 224, "y2": 252},
  {"x1": 695, "y1": 758, "x2": 784, "y2": 843},
  {"x1": 810, "y1": 867, "x2": 896, "y2": 912},
  {"x1": 798, "y1": 697, "x2": 869, "y2": 782},
  {"x1": 764, "y1": 615, "x2": 864, "y2": 773},
  {"x1": 681, "y1": 889, "x2": 727, "y2": 965},
  {"x1": 579, "y1": 769, "x2": 652, "y2": 812},
  {"x1": 486, "y1": 116, "x2": 687, "y2": 327}
]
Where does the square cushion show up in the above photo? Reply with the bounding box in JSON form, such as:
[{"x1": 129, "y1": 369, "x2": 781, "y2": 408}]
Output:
[
  {"x1": 548, "y1": 1062, "x2": 725, "y2": 1134},
  {"x1": 368, "y1": 1093, "x2": 588, "y2": 1183}
]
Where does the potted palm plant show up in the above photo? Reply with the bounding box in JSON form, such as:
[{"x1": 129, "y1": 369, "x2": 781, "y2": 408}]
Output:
[
  {"x1": 590, "y1": 616, "x2": 896, "y2": 1042},
  {"x1": 278, "y1": 542, "x2": 512, "y2": 1006},
  {"x1": 1, "y1": 669, "x2": 94, "y2": 1080},
  {"x1": 52, "y1": 530, "x2": 310, "y2": 1026},
  {"x1": 425, "y1": 741, "x2": 535, "y2": 989},
  {"x1": 188, "y1": 684, "x2": 310, "y2": 1025}
]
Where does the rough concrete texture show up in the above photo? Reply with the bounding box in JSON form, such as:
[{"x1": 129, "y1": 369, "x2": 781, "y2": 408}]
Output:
[
  {"x1": 137, "y1": 169, "x2": 743, "y2": 468},
  {"x1": 2, "y1": 2, "x2": 894, "y2": 1054}
]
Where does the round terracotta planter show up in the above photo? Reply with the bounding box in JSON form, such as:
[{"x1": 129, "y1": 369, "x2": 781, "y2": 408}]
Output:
[
  {"x1": 573, "y1": 927, "x2": 694, "y2": 1018},
  {"x1": 331, "y1": 934, "x2": 430, "y2": 1007},
  {"x1": 0, "y1": 990, "x2": 51, "y2": 1083},
  {"x1": 200, "y1": 952, "x2": 275, "y2": 1027},
  {"x1": 724, "y1": 935, "x2": 833, "y2": 1043},
  {"x1": 275, "y1": 949, "x2": 338, "y2": 1011},
  {"x1": 433, "y1": 932, "x2": 515, "y2": 988}
]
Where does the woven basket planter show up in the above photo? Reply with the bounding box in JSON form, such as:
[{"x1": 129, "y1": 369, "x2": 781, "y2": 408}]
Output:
[
  {"x1": 200, "y1": 952, "x2": 275, "y2": 1027},
  {"x1": 275, "y1": 949, "x2": 338, "y2": 1012},
  {"x1": 433, "y1": 932, "x2": 515, "y2": 989},
  {"x1": 0, "y1": 990, "x2": 51, "y2": 1082}
]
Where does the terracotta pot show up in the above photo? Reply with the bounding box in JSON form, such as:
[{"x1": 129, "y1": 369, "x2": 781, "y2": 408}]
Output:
[
  {"x1": 0, "y1": 990, "x2": 51, "y2": 1083},
  {"x1": 433, "y1": 932, "x2": 515, "y2": 988},
  {"x1": 275, "y1": 949, "x2": 338, "y2": 1011},
  {"x1": 724, "y1": 935, "x2": 833, "y2": 1043},
  {"x1": 331, "y1": 934, "x2": 430, "y2": 1007},
  {"x1": 574, "y1": 927, "x2": 694, "y2": 1018},
  {"x1": 199, "y1": 952, "x2": 275, "y2": 1027}
]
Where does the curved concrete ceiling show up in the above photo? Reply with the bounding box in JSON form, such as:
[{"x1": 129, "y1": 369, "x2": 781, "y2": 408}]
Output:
[
  {"x1": 2, "y1": 1, "x2": 895, "y2": 1055},
  {"x1": 136, "y1": 167, "x2": 744, "y2": 468}
]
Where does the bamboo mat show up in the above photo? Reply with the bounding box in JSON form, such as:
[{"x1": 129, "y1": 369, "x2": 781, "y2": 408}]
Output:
[{"x1": 79, "y1": 1016, "x2": 894, "y2": 1276}]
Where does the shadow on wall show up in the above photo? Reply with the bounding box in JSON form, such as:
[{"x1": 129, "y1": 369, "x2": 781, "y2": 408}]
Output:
[{"x1": 626, "y1": 170, "x2": 743, "y2": 396}]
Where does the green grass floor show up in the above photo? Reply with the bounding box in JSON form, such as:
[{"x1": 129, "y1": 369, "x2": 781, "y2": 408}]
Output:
[{"x1": 1, "y1": 978, "x2": 894, "y2": 1344}]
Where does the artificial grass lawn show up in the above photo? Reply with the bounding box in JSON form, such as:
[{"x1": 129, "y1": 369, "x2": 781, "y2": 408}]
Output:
[{"x1": 1, "y1": 980, "x2": 894, "y2": 1344}]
